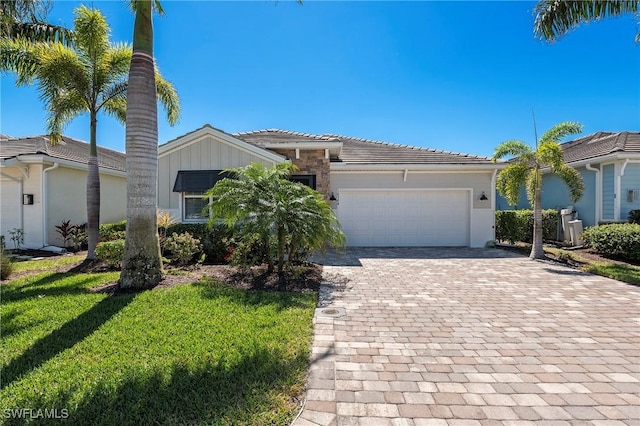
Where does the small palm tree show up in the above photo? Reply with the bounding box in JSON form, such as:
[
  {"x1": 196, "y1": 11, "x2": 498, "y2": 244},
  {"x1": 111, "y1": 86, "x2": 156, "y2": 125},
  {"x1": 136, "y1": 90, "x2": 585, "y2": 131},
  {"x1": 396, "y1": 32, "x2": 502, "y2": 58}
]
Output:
[
  {"x1": 207, "y1": 163, "x2": 345, "y2": 279},
  {"x1": 534, "y1": 0, "x2": 640, "y2": 43},
  {"x1": 493, "y1": 121, "x2": 584, "y2": 259},
  {"x1": 0, "y1": 5, "x2": 179, "y2": 260}
]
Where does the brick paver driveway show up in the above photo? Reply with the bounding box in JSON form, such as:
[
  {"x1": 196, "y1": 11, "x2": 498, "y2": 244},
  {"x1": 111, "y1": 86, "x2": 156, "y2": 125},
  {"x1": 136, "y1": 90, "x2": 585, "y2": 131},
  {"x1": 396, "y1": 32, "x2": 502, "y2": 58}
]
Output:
[{"x1": 294, "y1": 248, "x2": 640, "y2": 426}]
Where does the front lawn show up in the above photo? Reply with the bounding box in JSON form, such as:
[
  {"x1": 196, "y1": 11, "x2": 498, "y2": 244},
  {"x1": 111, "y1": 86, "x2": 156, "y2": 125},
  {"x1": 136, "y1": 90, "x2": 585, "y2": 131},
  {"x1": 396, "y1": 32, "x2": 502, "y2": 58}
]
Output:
[{"x1": 1, "y1": 262, "x2": 316, "y2": 425}]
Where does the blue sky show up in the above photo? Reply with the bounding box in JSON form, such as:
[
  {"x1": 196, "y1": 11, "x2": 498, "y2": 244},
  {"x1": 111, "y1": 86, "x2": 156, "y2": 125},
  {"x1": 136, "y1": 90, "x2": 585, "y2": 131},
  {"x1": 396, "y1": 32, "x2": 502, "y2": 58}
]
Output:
[{"x1": 1, "y1": 1, "x2": 638, "y2": 157}]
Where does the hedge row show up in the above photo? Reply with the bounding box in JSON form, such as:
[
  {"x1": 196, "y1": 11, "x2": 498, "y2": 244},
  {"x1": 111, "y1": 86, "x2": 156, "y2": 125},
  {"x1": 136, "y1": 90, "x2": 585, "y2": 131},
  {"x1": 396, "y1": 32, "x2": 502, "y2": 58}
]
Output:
[
  {"x1": 583, "y1": 223, "x2": 640, "y2": 261},
  {"x1": 99, "y1": 221, "x2": 233, "y2": 264},
  {"x1": 495, "y1": 209, "x2": 560, "y2": 244}
]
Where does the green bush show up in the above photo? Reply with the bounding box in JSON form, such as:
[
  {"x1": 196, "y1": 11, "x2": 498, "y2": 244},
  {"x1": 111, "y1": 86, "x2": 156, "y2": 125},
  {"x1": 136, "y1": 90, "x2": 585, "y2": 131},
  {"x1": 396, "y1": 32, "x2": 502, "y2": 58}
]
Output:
[
  {"x1": 495, "y1": 209, "x2": 560, "y2": 244},
  {"x1": 583, "y1": 223, "x2": 640, "y2": 261},
  {"x1": 95, "y1": 239, "x2": 125, "y2": 268},
  {"x1": 164, "y1": 232, "x2": 203, "y2": 265},
  {"x1": 99, "y1": 220, "x2": 126, "y2": 241},
  {"x1": 1, "y1": 250, "x2": 13, "y2": 280},
  {"x1": 629, "y1": 209, "x2": 640, "y2": 225}
]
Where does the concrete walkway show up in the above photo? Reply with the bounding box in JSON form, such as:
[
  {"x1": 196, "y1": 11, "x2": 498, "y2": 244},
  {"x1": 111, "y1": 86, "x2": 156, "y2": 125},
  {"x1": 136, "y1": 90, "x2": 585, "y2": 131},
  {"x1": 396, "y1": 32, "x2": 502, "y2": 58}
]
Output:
[{"x1": 294, "y1": 248, "x2": 640, "y2": 426}]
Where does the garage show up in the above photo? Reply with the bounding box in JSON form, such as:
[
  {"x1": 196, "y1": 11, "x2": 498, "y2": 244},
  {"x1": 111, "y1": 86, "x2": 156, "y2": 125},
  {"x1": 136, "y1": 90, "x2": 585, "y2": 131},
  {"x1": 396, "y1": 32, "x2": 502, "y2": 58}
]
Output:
[
  {"x1": 337, "y1": 189, "x2": 471, "y2": 247},
  {"x1": 1, "y1": 178, "x2": 21, "y2": 240}
]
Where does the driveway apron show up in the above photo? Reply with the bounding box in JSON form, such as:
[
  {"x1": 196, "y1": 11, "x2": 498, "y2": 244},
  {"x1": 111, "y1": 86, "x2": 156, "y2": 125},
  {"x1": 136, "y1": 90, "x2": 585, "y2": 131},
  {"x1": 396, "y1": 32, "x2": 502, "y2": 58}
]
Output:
[{"x1": 293, "y1": 248, "x2": 640, "y2": 426}]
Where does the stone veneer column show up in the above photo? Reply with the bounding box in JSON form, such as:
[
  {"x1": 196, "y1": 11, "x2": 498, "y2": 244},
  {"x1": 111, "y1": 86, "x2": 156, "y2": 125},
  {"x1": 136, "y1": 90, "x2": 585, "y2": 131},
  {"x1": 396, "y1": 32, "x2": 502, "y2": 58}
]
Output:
[{"x1": 271, "y1": 149, "x2": 331, "y2": 199}]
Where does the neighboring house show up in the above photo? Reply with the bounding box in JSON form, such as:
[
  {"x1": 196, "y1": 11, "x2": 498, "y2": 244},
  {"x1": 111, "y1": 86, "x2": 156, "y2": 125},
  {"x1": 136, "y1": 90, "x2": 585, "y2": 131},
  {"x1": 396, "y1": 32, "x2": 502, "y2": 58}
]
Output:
[
  {"x1": 158, "y1": 124, "x2": 503, "y2": 247},
  {"x1": 0, "y1": 135, "x2": 126, "y2": 249},
  {"x1": 497, "y1": 132, "x2": 640, "y2": 227}
]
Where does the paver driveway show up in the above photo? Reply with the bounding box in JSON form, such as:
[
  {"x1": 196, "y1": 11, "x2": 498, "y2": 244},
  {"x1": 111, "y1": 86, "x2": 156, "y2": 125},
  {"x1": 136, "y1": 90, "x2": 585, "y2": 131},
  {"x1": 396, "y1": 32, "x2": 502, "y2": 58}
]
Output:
[{"x1": 294, "y1": 248, "x2": 640, "y2": 426}]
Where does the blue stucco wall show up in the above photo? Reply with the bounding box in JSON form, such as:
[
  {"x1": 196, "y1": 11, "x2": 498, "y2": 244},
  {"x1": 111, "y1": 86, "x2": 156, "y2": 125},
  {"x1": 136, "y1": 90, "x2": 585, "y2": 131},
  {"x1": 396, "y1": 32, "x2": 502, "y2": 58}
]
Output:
[
  {"x1": 621, "y1": 163, "x2": 640, "y2": 221},
  {"x1": 495, "y1": 166, "x2": 597, "y2": 227}
]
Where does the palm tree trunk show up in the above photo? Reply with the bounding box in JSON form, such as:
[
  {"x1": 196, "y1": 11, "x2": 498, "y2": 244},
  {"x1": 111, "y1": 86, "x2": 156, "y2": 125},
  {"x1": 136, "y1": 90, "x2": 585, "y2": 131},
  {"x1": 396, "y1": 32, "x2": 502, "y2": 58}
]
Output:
[
  {"x1": 86, "y1": 113, "x2": 100, "y2": 260},
  {"x1": 119, "y1": 0, "x2": 162, "y2": 289},
  {"x1": 530, "y1": 170, "x2": 545, "y2": 259}
]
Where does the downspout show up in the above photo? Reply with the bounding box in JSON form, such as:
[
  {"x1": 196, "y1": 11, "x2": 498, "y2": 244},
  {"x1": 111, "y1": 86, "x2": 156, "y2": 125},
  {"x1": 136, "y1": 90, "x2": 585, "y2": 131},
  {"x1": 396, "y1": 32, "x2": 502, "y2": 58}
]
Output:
[
  {"x1": 585, "y1": 163, "x2": 600, "y2": 224},
  {"x1": 42, "y1": 162, "x2": 59, "y2": 247},
  {"x1": 615, "y1": 159, "x2": 629, "y2": 221}
]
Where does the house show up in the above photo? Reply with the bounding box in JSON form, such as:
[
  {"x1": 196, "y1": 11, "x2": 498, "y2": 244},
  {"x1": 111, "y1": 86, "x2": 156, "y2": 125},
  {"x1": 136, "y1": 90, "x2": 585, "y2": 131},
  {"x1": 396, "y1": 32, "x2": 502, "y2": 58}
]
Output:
[
  {"x1": 497, "y1": 132, "x2": 640, "y2": 227},
  {"x1": 158, "y1": 124, "x2": 504, "y2": 247},
  {"x1": 0, "y1": 135, "x2": 127, "y2": 249}
]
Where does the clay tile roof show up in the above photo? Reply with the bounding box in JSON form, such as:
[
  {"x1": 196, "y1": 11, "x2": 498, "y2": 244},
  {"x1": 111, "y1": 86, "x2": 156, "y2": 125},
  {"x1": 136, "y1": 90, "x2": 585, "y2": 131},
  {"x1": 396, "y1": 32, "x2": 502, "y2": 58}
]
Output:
[
  {"x1": 559, "y1": 131, "x2": 640, "y2": 163},
  {"x1": 234, "y1": 129, "x2": 494, "y2": 164},
  {"x1": 0, "y1": 134, "x2": 126, "y2": 171}
]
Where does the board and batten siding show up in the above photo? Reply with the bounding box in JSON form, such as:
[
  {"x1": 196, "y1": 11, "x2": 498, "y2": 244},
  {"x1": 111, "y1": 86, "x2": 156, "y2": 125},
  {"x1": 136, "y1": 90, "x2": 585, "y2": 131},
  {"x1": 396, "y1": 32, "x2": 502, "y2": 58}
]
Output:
[
  {"x1": 602, "y1": 164, "x2": 615, "y2": 221},
  {"x1": 158, "y1": 134, "x2": 278, "y2": 214},
  {"x1": 621, "y1": 162, "x2": 640, "y2": 221}
]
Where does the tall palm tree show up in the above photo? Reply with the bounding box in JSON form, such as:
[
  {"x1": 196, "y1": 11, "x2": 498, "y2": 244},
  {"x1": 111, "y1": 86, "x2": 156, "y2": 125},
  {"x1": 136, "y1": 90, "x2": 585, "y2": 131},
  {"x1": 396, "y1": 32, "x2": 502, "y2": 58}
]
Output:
[
  {"x1": 119, "y1": 0, "x2": 179, "y2": 289},
  {"x1": 492, "y1": 122, "x2": 584, "y2": 259},
  {"x1": 1, "y1": 0, "x2": 73, "y2": 44},
  {"x1": 0, "y1": 5, "x2": 179, "y2": 260},
  {"x1": 534, "y1": 0, "x2": 639, "y2": 43}
]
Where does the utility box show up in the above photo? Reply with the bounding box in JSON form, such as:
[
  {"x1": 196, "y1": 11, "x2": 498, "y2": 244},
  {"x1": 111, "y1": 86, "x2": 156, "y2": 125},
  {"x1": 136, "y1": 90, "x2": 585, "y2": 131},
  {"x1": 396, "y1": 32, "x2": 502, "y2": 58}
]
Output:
[
  {"x1": 560, "y1": 207, "x2": 574, "y2": 241},
  {"x1": 568, "y1": 219, "x2": 583, "y2": 246}
]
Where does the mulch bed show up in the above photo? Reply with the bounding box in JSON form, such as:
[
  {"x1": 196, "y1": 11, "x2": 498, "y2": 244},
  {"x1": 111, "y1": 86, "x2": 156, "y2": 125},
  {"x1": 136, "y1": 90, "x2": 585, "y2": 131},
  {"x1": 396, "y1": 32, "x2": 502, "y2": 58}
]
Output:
[{"x1": 497, "y1": 243, "x2": 639, "y2": 268}]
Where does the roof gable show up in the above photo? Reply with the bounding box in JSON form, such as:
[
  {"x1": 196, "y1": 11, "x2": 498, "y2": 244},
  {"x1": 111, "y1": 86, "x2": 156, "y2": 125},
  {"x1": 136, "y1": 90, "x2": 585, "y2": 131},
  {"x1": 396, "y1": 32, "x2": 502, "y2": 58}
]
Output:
[
  {"x1": 0, "y1": 135, "x2": 126, "y2": 171},
  {"x1": 159, "y1": 124, "x2": 285, "y2": 163}
]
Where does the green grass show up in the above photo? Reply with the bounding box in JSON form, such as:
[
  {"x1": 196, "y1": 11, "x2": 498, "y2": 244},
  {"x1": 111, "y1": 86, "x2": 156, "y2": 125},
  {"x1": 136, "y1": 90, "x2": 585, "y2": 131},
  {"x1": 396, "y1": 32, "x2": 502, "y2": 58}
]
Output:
[
  {"x1": 1, "y1": 266, "x2": 316, "y2": 425},
  {"x1": 544, "y1": 247, "x2": 640, "y2": 286},
  {"x1": 10, "y1": 253, "x2": 85, "y2": 273}
]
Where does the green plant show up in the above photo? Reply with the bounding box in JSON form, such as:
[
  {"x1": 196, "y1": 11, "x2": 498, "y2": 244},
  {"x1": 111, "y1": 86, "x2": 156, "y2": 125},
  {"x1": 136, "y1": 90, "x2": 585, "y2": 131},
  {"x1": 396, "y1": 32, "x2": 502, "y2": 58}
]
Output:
[
  {"x1": 583, "y1": 223, "x2": 640, "y2": 261},
  {"x1": 495, "y1": 209, "x2": 559, "y2": 244},
  {"x1": 55, "y1": 219, "x2": 75, "y2": 248},
  {"x1": 629, "y1": 209, "x2": 640, "y2": 225},
  {"x1": 8, "y1": 228, "x2": 25, "y2": 250},
  {"x1": 69, "y1": 225, "x2": 88, "y2": 252},
  {"x1": 163, "y1": 232, "x2": 203, "y2": 266},
  {"x1": 95, "y1": 239, "x2": 126, "y2": 268},
  {"x1": 207, "y1": 163, "x2": 346, "y2": 278},
  {"x1": 1, "y1": 249, "x2": 13, "y2": 280},
  {"x1": 99, "y1": 220, "x2": 127, "y2": 241}
]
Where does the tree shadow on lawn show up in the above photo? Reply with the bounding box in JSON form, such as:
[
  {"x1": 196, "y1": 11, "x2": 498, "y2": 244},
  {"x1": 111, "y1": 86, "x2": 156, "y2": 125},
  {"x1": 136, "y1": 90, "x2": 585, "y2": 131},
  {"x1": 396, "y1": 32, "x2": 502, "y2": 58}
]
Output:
[
  {"x1": 20, "y1": 348, "x2": 308, "y2": 426},
  {"x1": 1, "y1": 293, "x2": 135, "y2": 391},
  {"x1": 1, "y1": 273, "x2": 102, "y2": 303},
  {"x1": 194, "y1": 278, "x2": 316, "y2": 311}
]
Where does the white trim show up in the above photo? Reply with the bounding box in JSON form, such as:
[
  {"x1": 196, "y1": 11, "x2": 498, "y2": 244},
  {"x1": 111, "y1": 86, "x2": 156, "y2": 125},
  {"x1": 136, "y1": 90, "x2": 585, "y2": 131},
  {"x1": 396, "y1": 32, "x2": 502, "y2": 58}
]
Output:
[
  {"x1": 564, "y1": 152, "x2": 640, "y2": 168},
  {"x1": 42, "y1": 162, "x2": 59, "y2": 246},
  {"x1": 331, "y1": 163, "x2": 504, "y2": 172},
  {"x1": 159, "y1": 126, "x2": 286, "y2": 163},
  {"x1": 2, "y1": 155, "x2": 126, "y2": 177},
  {"x1": 403, "y1": 169, "x2": 408, "y2": 182},
  {"x1": 325, "y1": 149, "x2": 330, "y2": 159},
  {"x1": 295, "y1": 148, "x2": 300, "y2": 160}
]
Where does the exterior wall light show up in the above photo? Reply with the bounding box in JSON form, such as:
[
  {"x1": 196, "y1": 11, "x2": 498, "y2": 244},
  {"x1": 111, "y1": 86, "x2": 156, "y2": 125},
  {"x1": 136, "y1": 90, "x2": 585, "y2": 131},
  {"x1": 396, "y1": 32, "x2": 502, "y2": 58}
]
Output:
[{"x1": 479, "y1": 191, "x2": 488, "y2": 201}]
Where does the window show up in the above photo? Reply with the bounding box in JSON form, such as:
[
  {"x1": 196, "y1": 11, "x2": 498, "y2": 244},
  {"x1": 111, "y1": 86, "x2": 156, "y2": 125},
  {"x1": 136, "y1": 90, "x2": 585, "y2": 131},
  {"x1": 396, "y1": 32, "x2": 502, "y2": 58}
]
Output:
[
  {"x1": 183, "y1": 191, "x2": 211, "y2": 221},
  {"x1": 291, "y1": 174, "x2": 317, "y2": 190}
]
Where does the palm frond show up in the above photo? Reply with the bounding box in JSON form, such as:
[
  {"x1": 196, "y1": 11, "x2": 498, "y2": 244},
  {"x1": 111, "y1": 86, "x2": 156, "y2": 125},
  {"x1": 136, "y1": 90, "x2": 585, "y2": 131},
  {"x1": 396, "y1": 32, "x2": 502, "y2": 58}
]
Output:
[
  {"x1": 155, "y1": 68, "x2": 181, "y2": 125},
  {"x1": 496, "y1": 162, "x2": 530, "y2": 206},
  {"x1": 492, "y1": 140, "x2": 533, "y2": 161},
  {"x1": 539, "y1": 121, "x2": 583, "y2": 145},
  {"x1": 537, "y1": 139, "x2": 565, "y2": 169},
  {"x1": 534, "y1": 0, "x2": 639, "y2": 43},
  {"x1": 525, "y1": 169, "x2": 540, "y2": 207},
  {"x1": 0, "y1": 37, "x2": 40, "y2": 83}
]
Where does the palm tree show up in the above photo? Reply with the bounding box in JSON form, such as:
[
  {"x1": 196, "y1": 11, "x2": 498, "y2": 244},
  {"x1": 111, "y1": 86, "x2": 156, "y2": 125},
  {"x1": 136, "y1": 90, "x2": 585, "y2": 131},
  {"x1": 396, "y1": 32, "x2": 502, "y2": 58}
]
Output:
[
  {"x1": 1, "y1": 0, "x2": 73, "y2": 44},
  {"x1": 0, "y1": 5, "x2": 179, "y2": 260},
  {"x1": 119, "y1": 0, "x2": 180, "y2": 289},
  {"x1": 207, "y1": 163, "x2": 345, "y2": 279},
  {"x1": 492, "y1": 122, "x2": 584, "y2": 259},
  {"x1": 534, "y1": 0, "x2": 640, "y2": 43}
]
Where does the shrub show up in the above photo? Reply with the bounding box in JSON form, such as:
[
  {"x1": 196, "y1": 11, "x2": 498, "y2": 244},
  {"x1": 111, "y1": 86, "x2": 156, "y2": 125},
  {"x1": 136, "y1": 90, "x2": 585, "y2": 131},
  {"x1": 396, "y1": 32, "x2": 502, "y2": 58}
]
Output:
[
  {"x1": 583, "y1": 223, "x2": 640, "y2": 261},
  {"x1": 1, "y1": 249, "x2": 12, "y2": 280},
  {"x1": 629, "y1": 209, "x2": 640, "y2": 225},
  {"x1": 99, "y1": 220, "x2": 126, "y2": 241},
  {"x1": 95, "y1": 239, "x2": 125, "y2": 268},
  {"x1": 495, "y1": 209, "x2": 559, "y2": 244},
  {"x1": 163, "y1": 232, "x2": 203, "y2": 265}
]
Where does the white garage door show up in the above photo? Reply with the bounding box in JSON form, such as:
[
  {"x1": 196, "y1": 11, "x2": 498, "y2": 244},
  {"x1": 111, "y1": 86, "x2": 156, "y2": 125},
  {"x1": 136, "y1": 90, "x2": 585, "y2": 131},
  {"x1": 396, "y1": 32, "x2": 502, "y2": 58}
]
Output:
[
  {"x1": 338, "y1": 190, "x2": 470, "y2": 247},
  {"x1": 1, "y1": 179, "x2": 21, "y2": 239}
]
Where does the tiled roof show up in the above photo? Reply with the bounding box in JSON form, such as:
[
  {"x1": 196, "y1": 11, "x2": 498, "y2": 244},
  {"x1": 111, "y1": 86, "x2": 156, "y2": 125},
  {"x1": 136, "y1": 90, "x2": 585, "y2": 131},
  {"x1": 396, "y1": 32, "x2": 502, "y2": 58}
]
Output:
[
  {"x1": 560, "y1": 131, "x2": 640, "y2": 163},
  {"x1": 234, "y1": 129, "x2": 494, "y2": 164},
  {"x1": 0, "y1": 135, "x2": 126, "y2": 172}
]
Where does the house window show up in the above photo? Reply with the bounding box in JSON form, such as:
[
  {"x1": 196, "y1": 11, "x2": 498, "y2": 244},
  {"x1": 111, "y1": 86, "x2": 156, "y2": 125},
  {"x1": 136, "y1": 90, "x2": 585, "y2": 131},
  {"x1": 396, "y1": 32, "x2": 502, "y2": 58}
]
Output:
[
  {"x1": 183, "y1": 192, "x2": 211, "y2": 221},
  {"x1": 291, "y1": 174, "x2": 317, "y2": 190}
]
